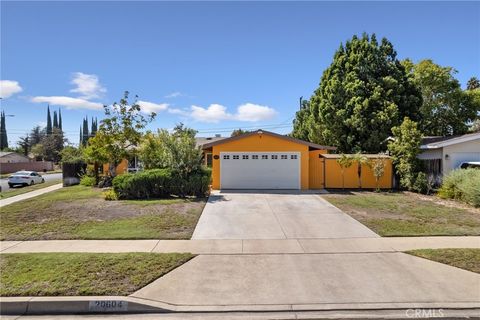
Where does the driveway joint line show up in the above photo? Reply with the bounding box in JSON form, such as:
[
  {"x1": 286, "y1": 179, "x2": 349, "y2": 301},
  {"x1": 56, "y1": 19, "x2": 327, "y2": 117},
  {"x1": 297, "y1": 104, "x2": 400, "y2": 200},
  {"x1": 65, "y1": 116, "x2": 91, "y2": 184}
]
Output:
[
  {"x1": 264, "y1": 194, "x2": 288, "y2": 240},
  {"x1": 0, "y1": 240, "x2": 24, "y2": 252}
]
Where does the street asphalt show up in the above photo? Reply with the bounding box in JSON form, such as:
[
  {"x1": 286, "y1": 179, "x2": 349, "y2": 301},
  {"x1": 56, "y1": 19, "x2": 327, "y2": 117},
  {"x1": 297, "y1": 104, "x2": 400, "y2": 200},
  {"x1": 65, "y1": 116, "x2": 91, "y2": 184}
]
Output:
[{"x1": 0, "y1": 173, "x2": 62, "y2": 192}]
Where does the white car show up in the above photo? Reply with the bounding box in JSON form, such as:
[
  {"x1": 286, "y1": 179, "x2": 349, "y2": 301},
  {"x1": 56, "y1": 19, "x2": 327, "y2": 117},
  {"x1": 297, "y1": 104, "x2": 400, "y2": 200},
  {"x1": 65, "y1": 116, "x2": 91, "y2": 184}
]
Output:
[{"x1": 8, "y1": 171, "x2": 45, "y2": 187}]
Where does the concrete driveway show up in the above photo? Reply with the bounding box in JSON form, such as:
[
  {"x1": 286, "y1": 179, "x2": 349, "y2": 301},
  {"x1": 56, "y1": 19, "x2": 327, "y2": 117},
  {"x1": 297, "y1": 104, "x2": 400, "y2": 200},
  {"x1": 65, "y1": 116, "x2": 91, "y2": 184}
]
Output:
[{"x1": 192, "y1": 191, "x2": 377, "y2": 239}]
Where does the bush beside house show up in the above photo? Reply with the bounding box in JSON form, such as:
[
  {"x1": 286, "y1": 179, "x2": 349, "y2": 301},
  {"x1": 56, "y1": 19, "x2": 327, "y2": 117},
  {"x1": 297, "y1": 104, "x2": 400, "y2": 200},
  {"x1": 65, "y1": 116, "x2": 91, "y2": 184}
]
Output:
[
  {"x1": 113, "y1": 168, "x2": 211, "y2": 199},
  {"x1": 438, "y1": 169, "x2": 480, "y2": 207}
]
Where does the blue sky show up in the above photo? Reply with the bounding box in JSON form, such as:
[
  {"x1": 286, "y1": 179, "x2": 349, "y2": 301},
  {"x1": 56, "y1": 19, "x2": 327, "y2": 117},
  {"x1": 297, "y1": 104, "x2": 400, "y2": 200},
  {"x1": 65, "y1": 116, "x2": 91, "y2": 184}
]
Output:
[{"x1": 1, "y1": 1, "x2": 479, "y2": 146}]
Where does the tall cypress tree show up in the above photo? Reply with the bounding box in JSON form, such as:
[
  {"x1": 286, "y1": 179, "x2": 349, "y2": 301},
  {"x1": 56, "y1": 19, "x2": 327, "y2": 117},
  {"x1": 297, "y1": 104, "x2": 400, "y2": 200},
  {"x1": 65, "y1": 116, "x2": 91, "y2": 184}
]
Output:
[
  {"x1": 0, "y1": 111, "x2": 8, "y2": 150},
  {"x1": 46, "y1": 105, "x2": 53, "y2": 135},
  {"x1": 82, "y1": 117, "x2": 89, "y2": 145},
  {"x1": 53, "y1": 111, "x2": 58, "y2": 128},
  {"x1": 79, "y1": 126, "x2": 83, "y2": 146},
  {"x1": 91, "y1": 117, "x2": 97, "y2": 136},
  {"x1": 58, "y1": 109, "x2": 63, "y2": 131}
]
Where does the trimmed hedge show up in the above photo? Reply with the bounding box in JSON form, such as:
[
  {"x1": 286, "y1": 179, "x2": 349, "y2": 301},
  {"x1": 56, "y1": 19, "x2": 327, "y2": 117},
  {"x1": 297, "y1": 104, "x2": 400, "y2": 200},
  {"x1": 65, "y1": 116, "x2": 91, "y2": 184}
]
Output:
[
  {"x1": 438, "y1": 168, "x2": 480, "y2": 207},
  {"x1": 112, "y1": 168, "x2": 211, "y2": 199}
]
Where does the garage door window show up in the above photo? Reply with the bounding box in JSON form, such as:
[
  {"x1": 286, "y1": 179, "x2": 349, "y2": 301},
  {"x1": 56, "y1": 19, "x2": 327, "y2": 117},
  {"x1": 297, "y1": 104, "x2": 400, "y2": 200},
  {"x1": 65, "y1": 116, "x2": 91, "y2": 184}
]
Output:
[
  {"x1": 281, "y1": 155, "x2": 288, "y2": 159},
  {"x1": 223, "y1": 155, "x2": 230, "y2": 160},
  {"x1": 252, "y1": 155, "x2": 259, "y2": 159},
  {"x1": 271, "y1": 155, "x2": 278, "y2": 159},
  {"x1": 242, "y1": 155, "x2": 249, "y2": 159},
  {"x1": 233, "y1": 155, "x2": 239, "y2": 160},
  {"x1": 291, "y1": 155, "x2": 298, "y2": 159}
]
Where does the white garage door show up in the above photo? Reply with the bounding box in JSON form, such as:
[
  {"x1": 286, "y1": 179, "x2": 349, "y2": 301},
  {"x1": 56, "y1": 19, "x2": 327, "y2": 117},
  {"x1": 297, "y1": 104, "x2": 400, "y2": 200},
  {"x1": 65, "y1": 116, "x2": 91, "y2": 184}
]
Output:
[{"x1": 220, "y1": 152, "x2": 301, "y2": 189}]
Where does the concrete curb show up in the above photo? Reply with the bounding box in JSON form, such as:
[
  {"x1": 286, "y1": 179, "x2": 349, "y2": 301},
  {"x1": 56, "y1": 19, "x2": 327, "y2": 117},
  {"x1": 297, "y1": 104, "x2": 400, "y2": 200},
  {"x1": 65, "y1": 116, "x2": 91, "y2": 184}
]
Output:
[{"x1": 1, "y1": 296, "x2": 480, "y2": 315}]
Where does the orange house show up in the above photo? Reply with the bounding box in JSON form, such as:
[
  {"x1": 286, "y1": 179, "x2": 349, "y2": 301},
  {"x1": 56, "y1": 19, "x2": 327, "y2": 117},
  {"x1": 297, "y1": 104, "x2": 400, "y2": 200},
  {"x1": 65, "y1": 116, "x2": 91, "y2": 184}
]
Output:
[{"x1": 201, "y1": 129, "x2": 392, "y2": 190}]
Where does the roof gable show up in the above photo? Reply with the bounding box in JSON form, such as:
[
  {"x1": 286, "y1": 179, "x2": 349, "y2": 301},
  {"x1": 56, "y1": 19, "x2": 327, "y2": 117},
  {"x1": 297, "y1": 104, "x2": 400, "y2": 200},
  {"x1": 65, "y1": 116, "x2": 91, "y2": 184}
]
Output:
[
  {"x1": 201, "y1": 129, "x2": 336, "y2": 150},
  {"x1": 420, "y1": 132, "x2": 480, "y2": 149}
]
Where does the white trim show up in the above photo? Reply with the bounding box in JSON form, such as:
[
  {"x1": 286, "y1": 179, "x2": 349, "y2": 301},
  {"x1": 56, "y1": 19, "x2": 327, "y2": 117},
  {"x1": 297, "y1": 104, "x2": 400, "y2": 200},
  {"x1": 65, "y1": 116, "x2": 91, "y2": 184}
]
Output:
[
  {"x1": 219, "y1": 151, "x2": 301, "y2": 190},
  {"x1": 420, "y1": 133, "x2": 480, "y2": 149}
]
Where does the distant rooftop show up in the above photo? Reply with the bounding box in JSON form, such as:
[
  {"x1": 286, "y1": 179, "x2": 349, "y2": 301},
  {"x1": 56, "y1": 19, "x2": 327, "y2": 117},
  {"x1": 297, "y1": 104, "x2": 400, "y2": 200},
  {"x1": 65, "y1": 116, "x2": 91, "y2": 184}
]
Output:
[
  {"x1": 420, "y1": 132, "x2": 480, "y2": 149},
  {"x1": 195, "y1": 136, "x2": 227, "y2": 148}
]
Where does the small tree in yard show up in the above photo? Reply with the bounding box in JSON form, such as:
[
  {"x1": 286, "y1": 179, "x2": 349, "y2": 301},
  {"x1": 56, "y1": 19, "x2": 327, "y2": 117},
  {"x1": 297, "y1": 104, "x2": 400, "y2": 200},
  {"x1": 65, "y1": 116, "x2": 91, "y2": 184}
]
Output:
[
  {"x1": 83, "y1": 91, "x2": 155, "y2": 177},
  {"x1": 368, "y1": 158, "x2": 387, "y2": 191},
  {"x1": 388, "y1": 117, "x2": 422, "y2": 190},
  {"x1": 337, "y1": 154, "x2": 354, "y2": 190},
  {"x1": 139, "y1": 124, "x2": 203, "y2": 179},
  {"x1": 352, "y1": 153, "x2": 368, "y2": 189}
]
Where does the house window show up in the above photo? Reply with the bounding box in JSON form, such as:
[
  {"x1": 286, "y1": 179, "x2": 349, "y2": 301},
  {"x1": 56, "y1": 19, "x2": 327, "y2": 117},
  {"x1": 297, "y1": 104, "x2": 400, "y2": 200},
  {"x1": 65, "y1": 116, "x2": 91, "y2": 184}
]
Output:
[
  {"x1": 262, "y1": 155, "x2": 268, "y2": 160},
  {"x1": 291, "y1": 155, "x2": 298, "y2": 160},
  {"x1": 233, "y1": 155, "x2": 240, "y2": 160},
  {"x1": 242, "y1": 155, "x2": 249, "y2": 160},
  {"x1": 281, "y1": 155, "x2": 288, "y2": 159},
  {"x1": 252, "y1": 155, "x2": 259, "y2": 159},
  {"x1": 223, "y1": 155, "x2": 230, "y2": 160},
  {"x1": 271, "y1": 155, "x2": 278, "y2": 160},
  {"x1": 206, "y1": 154, "x2": 213, "y2": 167}
]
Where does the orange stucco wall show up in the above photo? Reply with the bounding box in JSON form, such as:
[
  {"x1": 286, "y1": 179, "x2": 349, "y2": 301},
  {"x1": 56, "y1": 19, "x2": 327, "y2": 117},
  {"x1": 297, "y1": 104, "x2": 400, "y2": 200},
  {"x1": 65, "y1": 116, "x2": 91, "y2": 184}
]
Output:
[
  {"x1": 103, "y1": 159, "x2": 128, "y2": 175},
  {"x1": 308, "y1": 150, "x2": 327, "y2": 189},
  {"x1": 324, "y1": 158, "x2": 392, "y2": 189},
  {"x1": 211, "y1": 134, "x2": 312, "y2": 190}
]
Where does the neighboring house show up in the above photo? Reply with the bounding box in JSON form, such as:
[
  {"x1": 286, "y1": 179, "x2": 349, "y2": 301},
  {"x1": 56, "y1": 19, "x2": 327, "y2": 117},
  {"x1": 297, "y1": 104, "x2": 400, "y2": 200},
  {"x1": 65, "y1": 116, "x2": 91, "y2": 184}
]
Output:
[
  {"x1": 201, "y1": 129, "x2": 393, "y2": 190},
  {"x1": 419, "y1": 132, "x2": 480, "y2": 182},
  {"x1": 0, "y1": 152, "x2": 31, "y2": 163}
]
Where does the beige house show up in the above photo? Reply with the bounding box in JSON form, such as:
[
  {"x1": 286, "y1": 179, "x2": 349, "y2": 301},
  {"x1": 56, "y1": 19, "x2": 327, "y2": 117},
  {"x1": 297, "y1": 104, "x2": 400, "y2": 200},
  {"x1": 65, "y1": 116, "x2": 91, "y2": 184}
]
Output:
[
  {"x1": 0, "y1": 152, "x2": 31, "y2": 164},
  {"x1": 419, "y1": 132, "x2": 480, "y2": 181}
]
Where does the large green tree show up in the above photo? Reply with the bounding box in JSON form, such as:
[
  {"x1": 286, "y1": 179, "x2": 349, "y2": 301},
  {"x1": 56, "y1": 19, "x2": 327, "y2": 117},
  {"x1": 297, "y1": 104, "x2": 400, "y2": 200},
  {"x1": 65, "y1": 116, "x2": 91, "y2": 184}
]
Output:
[
  {"x1": 403, "y1": 59, "x2": 479, "y2": 136},
  {"x1": 293, "y1": 33, "x2": 422, "y2": 153},
  {"x1": 83, "y1": 91, "x2": 155, "y2": 176},
  {"x1": 291, "y1": 98, "x2": 310, "y2": 141}
]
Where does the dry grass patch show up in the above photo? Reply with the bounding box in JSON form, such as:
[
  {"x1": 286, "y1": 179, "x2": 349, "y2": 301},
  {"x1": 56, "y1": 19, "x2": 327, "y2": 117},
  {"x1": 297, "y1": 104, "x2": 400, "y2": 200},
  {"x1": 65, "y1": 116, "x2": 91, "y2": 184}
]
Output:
[
  {"x1": 323, "y1": 191, "x2": 480, "y2": 236},
  {"x1": 0, "y1": 185, "x2": 206, "y2": 240}
]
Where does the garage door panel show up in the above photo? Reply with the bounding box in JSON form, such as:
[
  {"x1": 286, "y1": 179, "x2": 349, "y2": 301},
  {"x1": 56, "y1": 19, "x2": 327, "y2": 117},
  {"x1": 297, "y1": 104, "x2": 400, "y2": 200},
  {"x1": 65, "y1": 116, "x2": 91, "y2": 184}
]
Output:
[{"x1": 220, "y1": 152, "x2": 300, "y2": 189}]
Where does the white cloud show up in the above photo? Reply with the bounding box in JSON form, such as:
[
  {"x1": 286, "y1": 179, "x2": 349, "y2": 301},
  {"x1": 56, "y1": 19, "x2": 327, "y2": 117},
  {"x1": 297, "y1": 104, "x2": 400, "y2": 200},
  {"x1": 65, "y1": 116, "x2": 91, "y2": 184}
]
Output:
[
  {"x1": 137, "y1": 100, "x2": 169, "y2": 113},
  {"x1": 168, "y1": 108, "x2": 188, "y2": 116},
  {"x1": 189, "y1": 103, "x2": 277, "y2": 123},
  {"x1": 0, "y1": 80, "x2": 23, "y2": 98},
  {"x1": 70, "y1": 72, "x2": 106, "y2": 99},
  {"x1": 31, "y1": 96, "x2": 103, "y2": 110},
  {"x1": 235, "y1": 103, "x2": 277, "y2": 122},
  {"x1": 165, "y1": 91, "x2": 182, "y2": 98},
  {"x1": 191, "y1": 104, "x2": 232, "y2": 123}
]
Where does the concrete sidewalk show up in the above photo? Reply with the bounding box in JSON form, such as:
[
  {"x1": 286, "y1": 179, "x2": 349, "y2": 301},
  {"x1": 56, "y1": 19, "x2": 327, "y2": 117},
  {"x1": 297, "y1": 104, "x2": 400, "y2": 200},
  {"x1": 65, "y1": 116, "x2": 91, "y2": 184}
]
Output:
[
  {"x1": 0, "y1": 183, "x2": 62, "y2": 207},
  {"x1": 1, "y1": 236, "x2": 479, "y2": 254}
]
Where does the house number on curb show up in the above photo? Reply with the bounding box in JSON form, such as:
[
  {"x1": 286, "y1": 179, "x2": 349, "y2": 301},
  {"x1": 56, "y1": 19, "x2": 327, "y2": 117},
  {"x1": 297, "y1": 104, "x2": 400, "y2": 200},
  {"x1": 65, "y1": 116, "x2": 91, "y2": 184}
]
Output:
[{"x1": 88, "y1": 300, "x2": 128, "y2": 312}]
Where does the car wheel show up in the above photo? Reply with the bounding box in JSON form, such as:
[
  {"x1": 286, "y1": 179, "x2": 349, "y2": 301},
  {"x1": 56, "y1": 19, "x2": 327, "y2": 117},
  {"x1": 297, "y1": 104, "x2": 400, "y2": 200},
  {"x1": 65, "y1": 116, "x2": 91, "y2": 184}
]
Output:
[
  {"x1": 8, "y1": 183, "x2": 14, "y2": 188},
  {"x1": 30, "y1": 180, "x2": 34, "y2": 186},
  {"x1": 41, "y1": 178, "x2": 45, "y2": 183}
]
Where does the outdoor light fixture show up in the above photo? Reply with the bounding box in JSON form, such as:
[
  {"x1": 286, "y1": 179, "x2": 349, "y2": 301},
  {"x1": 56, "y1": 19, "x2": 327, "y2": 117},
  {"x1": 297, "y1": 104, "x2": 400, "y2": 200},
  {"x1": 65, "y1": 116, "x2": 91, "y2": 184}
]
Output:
[{"x1": 445, "y1": 154, "x2": 449, "y2": 160}]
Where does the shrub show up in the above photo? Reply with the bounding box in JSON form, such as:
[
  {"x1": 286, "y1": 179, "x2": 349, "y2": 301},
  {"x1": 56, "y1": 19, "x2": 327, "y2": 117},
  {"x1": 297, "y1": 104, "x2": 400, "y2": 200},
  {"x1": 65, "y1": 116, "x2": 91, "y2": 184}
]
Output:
[
  {"x1": 98, "y1": 175, "x2": 114, "y2": 188},
  {"x1": 412, "y1": 172, "x2": 429, "y2": 194},
  {"x1": 112, "y1": 168, "x2": 211, "y2": 200},
  {"x1": 80, "y1": 175, "x2": 96, "y2": 187},
  {"x1": 438, "y1": 169, "x2": 480, "y2": 207},
  {"x1": 103, "y1": 189, "x2": 119, "y2": 201}
]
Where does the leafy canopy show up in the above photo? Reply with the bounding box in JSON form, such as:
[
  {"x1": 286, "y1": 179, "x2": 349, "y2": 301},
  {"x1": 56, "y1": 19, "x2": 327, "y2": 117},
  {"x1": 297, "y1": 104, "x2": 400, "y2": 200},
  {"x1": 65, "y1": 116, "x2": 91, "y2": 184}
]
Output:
[
  {"x1": 293, "y1": 33, "x2": 422, "y2": 153},
  {"x1": 83, "y1": 91, "x2": 155, "y2": 175},
  {"x1": 403, "y1": 59, "x2": 479, "y2": 136}
]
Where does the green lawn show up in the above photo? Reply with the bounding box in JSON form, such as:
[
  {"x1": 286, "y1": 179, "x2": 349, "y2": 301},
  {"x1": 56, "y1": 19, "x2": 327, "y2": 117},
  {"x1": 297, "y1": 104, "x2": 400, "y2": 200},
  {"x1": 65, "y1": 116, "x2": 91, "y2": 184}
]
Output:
[
  {"x1": 407, "y1": 249, "x2": 480, "y2": 274},
  {"x1": 0, "y1": 180, "x2": 61, "y2": 199},
  {"x1": 323, "y1": 192, "x2": 480, "y2": 236},
  {"x1": 0, "y1": 252, "x2": 194, "y2": 296},
  {"x1": 0, "y1": 185, "x2": 206, "y2": 240}
]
